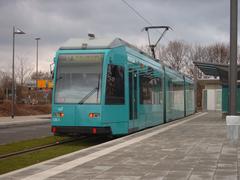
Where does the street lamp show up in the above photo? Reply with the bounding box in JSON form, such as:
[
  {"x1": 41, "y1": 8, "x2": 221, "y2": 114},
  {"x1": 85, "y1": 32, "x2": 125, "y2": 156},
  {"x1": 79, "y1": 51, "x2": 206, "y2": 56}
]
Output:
[
  {"x1": 12, "y1": 26, "x2": 25, "y2": 119},
  {"x1": 35, "y1": 38, "x2": 40, "y2": 104},
  {"x1": 35, "y1": 38, "x2": 40, "y2": 81}
]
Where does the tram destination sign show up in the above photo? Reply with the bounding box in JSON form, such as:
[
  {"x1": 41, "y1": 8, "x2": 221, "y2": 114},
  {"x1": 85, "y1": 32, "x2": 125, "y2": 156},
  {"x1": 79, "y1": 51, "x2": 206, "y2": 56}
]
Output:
[{"x1": 59, "y1": 54, "x2": 103, "y2": 64}]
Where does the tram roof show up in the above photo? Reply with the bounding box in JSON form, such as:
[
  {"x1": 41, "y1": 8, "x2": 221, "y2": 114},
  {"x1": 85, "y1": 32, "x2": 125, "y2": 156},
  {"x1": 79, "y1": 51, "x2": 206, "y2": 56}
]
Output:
[
  {"x1": 59, "y1": 37, "x2": 159, "y2": 62},
  {"x1": 60, "y1": 38, "x2": 139, "y2": 51}
]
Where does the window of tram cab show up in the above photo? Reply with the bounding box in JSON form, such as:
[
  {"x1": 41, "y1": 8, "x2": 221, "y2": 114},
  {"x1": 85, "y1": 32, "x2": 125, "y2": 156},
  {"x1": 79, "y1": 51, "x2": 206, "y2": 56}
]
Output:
[{"x1": 105, "y1": 64, "x2": 125, "y2": 104}]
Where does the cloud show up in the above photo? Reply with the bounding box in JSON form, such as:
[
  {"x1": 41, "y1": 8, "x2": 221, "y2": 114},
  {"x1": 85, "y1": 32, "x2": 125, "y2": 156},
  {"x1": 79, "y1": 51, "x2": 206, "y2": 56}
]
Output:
[{"x1": 0, "y1": 0, "x2": 234, "y2": 71}]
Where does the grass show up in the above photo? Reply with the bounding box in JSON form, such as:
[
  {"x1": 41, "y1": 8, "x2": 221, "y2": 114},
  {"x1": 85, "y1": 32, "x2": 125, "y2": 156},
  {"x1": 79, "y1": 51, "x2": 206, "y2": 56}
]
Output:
[
  {"x1": 0, "y1": 136, "x2": 110, "y2": 175},
  {"x1": 0, "y1": 136, "x2": 69, "y2": 156}
]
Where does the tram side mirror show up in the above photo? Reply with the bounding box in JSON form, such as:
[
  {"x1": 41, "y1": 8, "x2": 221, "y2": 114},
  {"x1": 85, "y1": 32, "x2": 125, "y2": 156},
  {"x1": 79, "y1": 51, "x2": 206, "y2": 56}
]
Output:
[
  {"x1": 50, "y1": 63, "x2": 54, "y2": 80},
  {"x1": 51, "y1": 70, "x2": 54, "y2": 79}
]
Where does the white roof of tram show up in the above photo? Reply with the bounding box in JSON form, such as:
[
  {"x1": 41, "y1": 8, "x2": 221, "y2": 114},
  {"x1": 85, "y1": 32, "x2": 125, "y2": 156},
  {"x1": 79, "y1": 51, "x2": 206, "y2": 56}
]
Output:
[{"x1": 59, "y1": 37, "x2": 134, "y2": 50}]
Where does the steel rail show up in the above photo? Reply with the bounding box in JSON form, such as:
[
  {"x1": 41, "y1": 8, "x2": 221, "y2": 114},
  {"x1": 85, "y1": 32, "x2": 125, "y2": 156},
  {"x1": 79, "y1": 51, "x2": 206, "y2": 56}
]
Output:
[{"x1": 0, "y1": 137, "x2": 84, "y2": 160}]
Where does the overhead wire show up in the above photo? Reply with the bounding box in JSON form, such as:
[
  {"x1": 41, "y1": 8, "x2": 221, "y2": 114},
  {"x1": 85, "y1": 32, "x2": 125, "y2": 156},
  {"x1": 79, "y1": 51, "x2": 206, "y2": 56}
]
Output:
[
  {"x1": 120, "y1": 0, "x2": 171, "y2": 46},
  {"x1": 121, "y1": 0, "x2": 152, "y2": 26}
]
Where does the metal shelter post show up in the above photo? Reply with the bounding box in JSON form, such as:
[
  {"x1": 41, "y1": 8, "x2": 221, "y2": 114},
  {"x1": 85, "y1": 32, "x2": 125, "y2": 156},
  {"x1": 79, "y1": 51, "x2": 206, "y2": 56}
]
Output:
[{"x1": 229, "y1": 0, "x2": 238, "y2": 115}]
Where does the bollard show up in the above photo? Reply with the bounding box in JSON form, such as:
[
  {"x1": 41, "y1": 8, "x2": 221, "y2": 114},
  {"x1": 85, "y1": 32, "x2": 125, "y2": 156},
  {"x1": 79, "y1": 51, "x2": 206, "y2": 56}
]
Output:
[{"x1": 226, "y1": 116, "x2": 240, "y2": 142}]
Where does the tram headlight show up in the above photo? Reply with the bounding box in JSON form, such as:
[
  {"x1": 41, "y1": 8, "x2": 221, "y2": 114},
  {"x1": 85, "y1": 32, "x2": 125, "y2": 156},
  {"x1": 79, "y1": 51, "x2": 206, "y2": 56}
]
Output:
[
  {"x1": 59, "y1": 112, "x2": 64, "y2": 118},
  {"x1": 89, "y1": 113, "x2": 100, "y2": 118},
  {"x1": 55, "y1": 112, "x2": 64, "y2": 118}
]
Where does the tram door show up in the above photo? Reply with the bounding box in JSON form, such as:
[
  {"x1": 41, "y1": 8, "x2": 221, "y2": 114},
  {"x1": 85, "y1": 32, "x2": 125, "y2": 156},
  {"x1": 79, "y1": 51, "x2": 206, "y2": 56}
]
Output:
[{"x1": 129, "y1": 69, "x2": 138, "y2": 131}]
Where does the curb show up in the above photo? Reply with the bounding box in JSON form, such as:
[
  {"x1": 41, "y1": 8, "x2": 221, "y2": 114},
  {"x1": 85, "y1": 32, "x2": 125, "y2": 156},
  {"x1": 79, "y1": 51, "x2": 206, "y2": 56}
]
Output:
[{"x1": 0, "y1": 119, "x2": 51, "y2": 129}]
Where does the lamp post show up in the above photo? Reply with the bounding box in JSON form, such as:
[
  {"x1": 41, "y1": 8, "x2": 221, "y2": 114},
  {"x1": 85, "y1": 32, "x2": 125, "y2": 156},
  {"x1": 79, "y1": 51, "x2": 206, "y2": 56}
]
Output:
[
  {"x1": 35, "y1": 38, "x2": 40, "y2": 104},
  {"x1": 12, "y1": 26, "x2": 25, "y2": 119},
  {"x1": 35, "y1": 38, "x2": 40, "y2": 81}
]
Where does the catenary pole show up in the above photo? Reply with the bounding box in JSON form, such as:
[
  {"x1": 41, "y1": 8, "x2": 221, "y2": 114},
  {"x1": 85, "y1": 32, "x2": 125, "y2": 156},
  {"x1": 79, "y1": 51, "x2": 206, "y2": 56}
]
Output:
[{"x1": 229, "y1": 0, "x2": 238, "y2": 115}]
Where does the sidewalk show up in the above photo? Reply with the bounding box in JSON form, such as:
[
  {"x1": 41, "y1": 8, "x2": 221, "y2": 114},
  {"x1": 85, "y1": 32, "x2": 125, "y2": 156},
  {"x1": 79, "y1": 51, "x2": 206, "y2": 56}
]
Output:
[
  {"x1": 1, "y1": 112, "x2": 239, "y2": 180},
  {"x1": 0, "y1": 114, "x2": 51, "y2": 128}
]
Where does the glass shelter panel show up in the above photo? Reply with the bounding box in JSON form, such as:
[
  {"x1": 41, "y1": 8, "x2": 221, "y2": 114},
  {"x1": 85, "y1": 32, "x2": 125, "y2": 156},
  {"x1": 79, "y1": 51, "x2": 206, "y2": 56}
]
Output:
[{"x1": 185, "y1": 82, "x2": 195, "y2": 115}]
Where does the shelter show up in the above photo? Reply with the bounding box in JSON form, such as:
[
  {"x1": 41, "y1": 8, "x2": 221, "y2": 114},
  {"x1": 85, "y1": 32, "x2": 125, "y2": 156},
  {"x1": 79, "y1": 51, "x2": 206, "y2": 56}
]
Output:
[{"x1": 194, "y1": 61, "x2": 240, "y2": 114}]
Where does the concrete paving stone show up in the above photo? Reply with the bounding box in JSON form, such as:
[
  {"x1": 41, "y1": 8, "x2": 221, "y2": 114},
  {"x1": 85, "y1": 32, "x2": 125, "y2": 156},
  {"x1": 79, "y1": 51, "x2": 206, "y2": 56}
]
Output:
[
  {"x1": 178, "y1": 161, "x2": 197, "y2": 168},
  {"x1": 192, "y1": 166, "x2": 216, "y2": 172},
  {"x1": 189, "y1": 171, "x2": 215, "y2": 180},
  {"x1": 141, "y1": 170, "x2": 168, "y2": 180},
  {"x1": 53, "y1": 174, "x2": 96, "y2": 180},
  {"x1": 213, "y1": 175, "x2": 237, "y2": 180},
  {"x1": 163, "y1": 170, "x2": 191, "y2": 180},
  {"x1": 165, "y1": 155, "x2": 186, "y2": 161},
  {"x1": 95, "y1": 173, "x2": 128, "y2": 179},
  {"x1": 197, "y1": 161, "x2": 218, "y2": 168},
  {"x1": 47, "y1": 178, "x2": 66, "y2": 180},
  {"x1": 97, "y1": 165, "x2": 149, "y2": 177},
  {"x1": 1, "y1": 177, "x2": 19, "y2": 180},
  {"x1": 222, "y1": 148, "x2": 237, "y2": 155},
  {"x1": 54, "y1": 166, "x2": 104, "y2": 178},
  {"x1": 152, "y1": 163, "x2": 175, "y2": 171},
  {"x1": 182, "y1": 156, "x2": 200, "y2": 163},
  {"x1": 7, "y1": 167, "x2": 45, "y2": 179},
  {"x1": 123, "y1": 159, "x2": 159, "y2": 166},
  {"x1": 206, "y1": 146, "x2": 222, "y2": 153},
  {"x1": 219, "y1": 158, "x2": 238, "y2": 164},
  {"x1": 189, "y1": 174, "x2": 212, "y2": 180},
  {"x1": 92, "y1": 165, "x2": 113, "y2": 171},
  {"x1": 214, "y1": 169, "x2": 238, "y2": 176},
  {"x1": 114, "y1": 176, "x2": 142, "y2": 180},
  {"x1": 96, "y1": 172, "x2": 143, "y2": 180},
  {"x1": 217, "y1": 163, "x2": 237, "y2": 170}
]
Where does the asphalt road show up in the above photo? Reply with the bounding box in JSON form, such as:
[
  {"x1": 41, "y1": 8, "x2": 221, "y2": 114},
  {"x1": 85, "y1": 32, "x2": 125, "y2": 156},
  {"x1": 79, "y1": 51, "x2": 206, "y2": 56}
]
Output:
[{"x1": 0, "y1": 123, "x2": 52, "y2": 145}]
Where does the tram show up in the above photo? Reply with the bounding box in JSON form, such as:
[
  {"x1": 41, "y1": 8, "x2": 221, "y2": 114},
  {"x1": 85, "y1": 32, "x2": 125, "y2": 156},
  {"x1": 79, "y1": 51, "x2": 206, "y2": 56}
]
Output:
[{"x1": 51, "y1": 38, "x2": 195, "y2": 136}]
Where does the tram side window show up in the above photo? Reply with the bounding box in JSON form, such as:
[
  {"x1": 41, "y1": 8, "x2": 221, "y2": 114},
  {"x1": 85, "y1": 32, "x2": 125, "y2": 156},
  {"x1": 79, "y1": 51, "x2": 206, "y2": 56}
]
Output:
[
  {"x1": 140, "y1": 75, "x2": 162, "y2": 104},
  {"x1": 105, "y1": 65, "x2": 125, "y2": 104},
  {"x1": 140, "y1": 76, "x2": 152, "y2": 104}
]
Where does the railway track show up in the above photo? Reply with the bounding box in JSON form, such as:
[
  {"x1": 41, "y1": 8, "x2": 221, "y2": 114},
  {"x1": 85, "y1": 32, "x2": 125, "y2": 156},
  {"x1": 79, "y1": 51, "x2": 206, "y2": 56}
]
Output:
[{"x1": 0, "y1": 137, "x2": 84, "y2": 160}]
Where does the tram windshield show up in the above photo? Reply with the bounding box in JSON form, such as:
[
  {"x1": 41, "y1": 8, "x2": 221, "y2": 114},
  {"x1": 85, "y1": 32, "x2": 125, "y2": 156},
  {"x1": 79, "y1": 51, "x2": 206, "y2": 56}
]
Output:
[{"x1": 55, "y1": 54, "x2": 103, "y2": 104}]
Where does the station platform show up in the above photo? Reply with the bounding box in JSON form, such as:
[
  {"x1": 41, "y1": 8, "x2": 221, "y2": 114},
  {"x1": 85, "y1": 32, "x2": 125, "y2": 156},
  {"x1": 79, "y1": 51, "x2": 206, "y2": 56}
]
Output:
[
  {"x1": 1, "y1": 112, "x2": 239, "y2": 180},
  {"x1": 0, "y1": 114, "x2": 51, "y2": 129}
]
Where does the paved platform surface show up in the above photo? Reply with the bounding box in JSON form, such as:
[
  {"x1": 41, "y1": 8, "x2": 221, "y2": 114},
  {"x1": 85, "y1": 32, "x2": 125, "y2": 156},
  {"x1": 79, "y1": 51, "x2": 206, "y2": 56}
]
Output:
[
  {"x1": 1, "y1": 112, "x2": 239, "y2": 180},
  {"x1": 0, "y1": 114, "x2": 51, "y2": 128}
]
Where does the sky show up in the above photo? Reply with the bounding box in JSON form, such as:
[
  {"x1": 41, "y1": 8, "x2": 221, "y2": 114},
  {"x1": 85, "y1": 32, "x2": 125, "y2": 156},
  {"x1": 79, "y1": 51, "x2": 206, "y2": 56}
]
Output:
[{"x1": 0, "y1": 0, "x2": 235, "y2": 73}]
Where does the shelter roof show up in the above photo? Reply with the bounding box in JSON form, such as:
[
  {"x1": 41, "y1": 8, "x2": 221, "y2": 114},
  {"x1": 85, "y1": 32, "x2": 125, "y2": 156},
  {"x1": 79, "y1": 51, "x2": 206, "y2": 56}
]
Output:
[{"x1": 193, "y1": 61, "x2": 240, "y2": 83}]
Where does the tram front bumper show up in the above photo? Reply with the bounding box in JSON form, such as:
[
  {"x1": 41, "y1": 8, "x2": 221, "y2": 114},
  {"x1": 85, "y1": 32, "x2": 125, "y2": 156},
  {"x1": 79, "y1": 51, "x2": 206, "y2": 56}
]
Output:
[{"x1": 51, "y1": 126, "x2": 112, "y2": 135}]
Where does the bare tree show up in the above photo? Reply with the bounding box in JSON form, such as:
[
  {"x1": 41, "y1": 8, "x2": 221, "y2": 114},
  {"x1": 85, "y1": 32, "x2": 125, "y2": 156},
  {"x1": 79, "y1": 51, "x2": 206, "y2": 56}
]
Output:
[
  {"x1": 158, "y1": 41, "x2": 190, "y2": 73},
  {"x1": 188, "y1": 45, "x2": 210, "y2": 77},
  {"x1": 140, "y1": 41, "x2": 235, "y2": 78},
  {"x1": 0, "y1": 71, "x2": 12, "y2": 100},
  {"x1": 206, "y1": 43, "x2": 229, "y2": 64},
  {"x1": 16, "y1": 56, "x2": 33, "y2": 85}
]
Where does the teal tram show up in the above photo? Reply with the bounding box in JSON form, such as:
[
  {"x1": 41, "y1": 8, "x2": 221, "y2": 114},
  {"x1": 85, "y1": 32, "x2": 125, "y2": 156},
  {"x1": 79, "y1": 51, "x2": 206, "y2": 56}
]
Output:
[{"x1": 51, "y1": 38, "x2": 195, "y2": 136}]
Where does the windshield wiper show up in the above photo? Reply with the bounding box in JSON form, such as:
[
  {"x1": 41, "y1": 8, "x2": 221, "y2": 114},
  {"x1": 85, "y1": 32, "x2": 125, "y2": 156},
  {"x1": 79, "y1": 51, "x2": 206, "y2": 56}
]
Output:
[
  {"x1": 56, "y1": 76, "x2": 63, "y2": 82},
  {"x1": 78, "y1": 87, "x2": 98, "y2": 104},
  {"x1": 79, "y1": 74, "x2": 101, "y2": 104}
]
